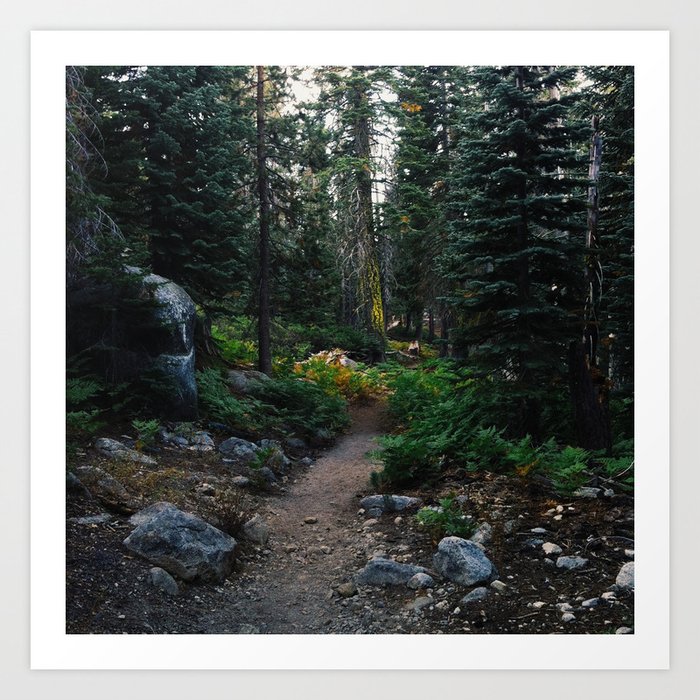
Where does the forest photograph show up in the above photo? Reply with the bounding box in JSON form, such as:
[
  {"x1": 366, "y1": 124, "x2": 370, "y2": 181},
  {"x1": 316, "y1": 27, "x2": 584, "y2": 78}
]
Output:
[{"x1": 64, "y1": 64, "x2": 635, "y2": 636}]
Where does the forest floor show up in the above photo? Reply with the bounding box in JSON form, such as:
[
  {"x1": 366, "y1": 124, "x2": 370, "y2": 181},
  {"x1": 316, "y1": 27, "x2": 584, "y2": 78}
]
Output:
[{"x1": 66, "y1": 399, "x2": 634, "y2": 635}]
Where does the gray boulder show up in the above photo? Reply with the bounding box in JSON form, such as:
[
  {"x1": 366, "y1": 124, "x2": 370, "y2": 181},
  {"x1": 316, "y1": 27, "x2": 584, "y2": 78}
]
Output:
[
  {"x1": 128, "y1": 501, "x2": 179, "y2": 527},
  {"x1": 67, "y1": 270, "x2": 198, "y2": 419},
  {"x1": 123, "y1": 504, "x2": 237, "y2": 583},
  {"x1": 432, "y1": 537, "x2": 496, "y2": 586},
  {"x1": 616, "y1": 562, "x2": 635, "y2": 591},
  {"x1": 355, "y1": 558, "x2": 430, "y2": 586},
  {"x1": 359, "y1": 494, "x2": 423, "y2": 515},
  {"x1": 219, "y1": 437, "x2": 259, "y2": 463},
  {"x1": 226, "y1": 369, "x2": 271, "y2": 394},
  {"x1": 95, "y1": 437, "x2": 156, "y2": 465}
]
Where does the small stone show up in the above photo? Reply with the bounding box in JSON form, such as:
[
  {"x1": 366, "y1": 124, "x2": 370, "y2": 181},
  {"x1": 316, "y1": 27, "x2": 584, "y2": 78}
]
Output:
[
  {"x1": 615, "y1": 562, "x2": 635, "y2": 591},
  {"x1": 461, "y1": 587, "x2": 489, "y2": 605},
  {"x1": 553, "y1": 515, "x2": 563, "y2": 521},
  {"x1": 320, "y1": 545, "x2": 332, "y2": 555},
  {"x1": 561, "y1": 612, "x2": 576, "y2": 623},
  {"x1": 490, "y1": 580, "x2": 507, "y2": 592},
  {"x1": 624, "y1": 549, "x2": 635, "y2": 559},
  {"x1": 470, "y1": 522, "x2": 494, "y2": 546},
  {"x1": 304, "y1": 516, "x2": 318, "y2": 524},
  {"x1": 616, "y1": 626, "x2": 633, "y2": 634},
  {"x1": 149, "y1": 567, "x2": 179, "y2": 595},
  {"x1": 573, "y1": 487, "x2": 602, "y2": 499},
  {"x1": 503, "y1": 519, "x2": 519, "y2": 535},
  {"x1": 603, "y1": 488, "x2": 615, "y2": 497},
  {"x1": 336, "y1": 582, "x2": 358, "y2": 598},
  {"x1": 556, "y1": 505, "x2": 564, "y2": 513},
  {"x1": 453, "y1": 607, "x2": 461, "y2": 615},
  {"x1": 238, "y1": 624, "x2": 260, "y2": 634},
  {"x1": 582, "y1": 597, "x2": 599, "y2": 608},
  {"x1": 601, "y1": 591, "x2": 617, "y2": 601},
  {"x1": 284, "y1": 544, "x2": 298, "y2": 553},
  {"x1": 241, "y1": 514, "x2": 270, "y2": 546},
  {"x1": 556, "y1": 555, "x2": 589, "y2": 571},
  {"x1": 231, "y1": 476, "x2": 251, "y2": 488},
  {"x1": 394, "y1": 516, "x2": 403, "y2": 525},
  {"x1": 69, "y1": 513, "x2": 113, "y2": 525},
  {"x1": 408, "y1": 596, "x2": 434, "y2": 612},
  {"x1": 556, "y1": 602, "x2": 574, "y2": 612},
  {"x1": 523, "y1": 538, "x2": 545, "y2": 549},
  {"x1": 531, "y1": 601, "x2": 546, "y2": 609},
  {"x1": 530, "y1": 527, "x2": 547, "y2": 534},
  {"x1": 362, "y1": 519, "x2": 378, "y2": 528},
  {"x1": 407, "y1": 573, "x2": 435, "y2": 590},
  {"x1": 435, "y1": 600, "x2": 449, "y2": 611},
  {"x1": 542, "y1": 542, "x2": 563, "y2": 556}
]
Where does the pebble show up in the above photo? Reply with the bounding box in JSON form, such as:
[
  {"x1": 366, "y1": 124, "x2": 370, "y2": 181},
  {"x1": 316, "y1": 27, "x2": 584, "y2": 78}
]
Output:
[
  {"x1": 601, "y1": 591, "x2": 617, "y2": 601},
  {"x1": 616, "y1": 627, "x2": 633, "y2": 634},
  {"x1": 490, "y1": 580, "x2": 507, "y2": 592},
  {"x1": 553, "y1": 515, "x2": 563, "y2": 521},
  {"x1": 581, "y1": 597, "x2": 599, "y2": 608},
  {"x1": 625, "y1": 549, "x2": 635, "y2": 559},
  {"x1": 556, "y1": 602, "x2": 574, "y2": 612},
  {"x1": 531, "y1": 601, "x2": 546, "y2": 609},
  {"x1": 407, "y1": 573, "x2": 435, "y2": 590},
  {"x1": 561, "y1": 613, "x2": 576, "y2": 623},
  {"x1": 542, "y1": 542, "x2": 563, "y2": 556},
  {"x1": 461, "y1": 587, "x2": 490, "y2": 605},
  {"x1": 336, "y1": 582, "x2": 358, "y2": 598},
  {"x1": 453, "y1": 607, "x2": 461, "y2": 615},
  {"x1": 556, "y1": 555, "x2": 589, "y2": 570},
  {"x1": 394, "y1": 516, "x2": 403, "y2": 525},
  {"x1": 435, "y1": 600, "x2": 449, "y2": 611},
  {"x1": 304, "y1": 516, "x2": 318, "y2": 524},
  {"x1": 362, "y1": 519, "x2": 378, "y2": 528},
  {"x1": 409, "y1": 596, "x2": 434, "y2": 612},
  {"x1": 284, "y1": 544, "x2": 298, "y2": 553},
  {"x1": 531, "y1": 527, "x2": 547, "y2": 534}
]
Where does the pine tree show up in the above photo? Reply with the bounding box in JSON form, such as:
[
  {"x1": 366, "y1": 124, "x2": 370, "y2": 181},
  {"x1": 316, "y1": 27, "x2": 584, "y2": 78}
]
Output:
[
  {"x1": 315, "y1": 66, "x2": 392, "y2": 355},
  {"x1": 446, "y1": 66, "x2": 587, "y2": 438}
]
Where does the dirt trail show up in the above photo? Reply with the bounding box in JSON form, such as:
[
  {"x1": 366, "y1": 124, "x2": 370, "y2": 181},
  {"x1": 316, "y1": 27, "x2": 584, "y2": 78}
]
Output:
[{"x1": 202, "y1": 401, "x2": 388, "y2": 633}]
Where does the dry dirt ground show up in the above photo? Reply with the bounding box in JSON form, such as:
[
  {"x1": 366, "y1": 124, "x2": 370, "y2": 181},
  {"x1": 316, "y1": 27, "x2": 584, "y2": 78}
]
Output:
[{"x1": 66, "y1": 401, "x2": 634, "y2": 635}]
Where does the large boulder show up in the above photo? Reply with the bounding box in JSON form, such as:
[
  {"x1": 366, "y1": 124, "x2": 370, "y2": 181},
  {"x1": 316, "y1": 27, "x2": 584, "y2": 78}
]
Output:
[
  {"x1": 67, "y1": 269, "x2": 198, "y2": 419},
  {"x1": 355, "y1": 558, "x2": 430, "y2": 586},
  {"x1": 432, "y1": 537, "x2": 496, "y2": 586},
  {"x1": 123, "y1": 503, "x2": 237, "y2": 583}
]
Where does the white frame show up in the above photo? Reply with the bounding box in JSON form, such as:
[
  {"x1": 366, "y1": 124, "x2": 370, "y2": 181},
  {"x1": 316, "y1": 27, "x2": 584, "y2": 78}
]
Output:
[{"x1": 30, "y1": 30, "x2": 669, "y2": 670}]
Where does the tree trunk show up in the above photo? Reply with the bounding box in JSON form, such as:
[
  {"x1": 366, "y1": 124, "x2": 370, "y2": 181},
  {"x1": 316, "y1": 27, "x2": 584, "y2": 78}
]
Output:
[
  {"x1": 427, "y1": 308, "x2": 435, "y2": 342},
  {"x1": 256, "y1": 66, "x2": 272, "y2": 376},
  {"x1": 569, "y1": 115, "x2": 611, "y2": 452}
]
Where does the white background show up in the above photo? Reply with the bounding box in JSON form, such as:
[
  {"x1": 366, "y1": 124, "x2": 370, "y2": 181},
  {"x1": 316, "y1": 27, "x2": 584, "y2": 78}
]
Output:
[{"x1": 3, "y1": 1, "x2": 698, "y2": 698}]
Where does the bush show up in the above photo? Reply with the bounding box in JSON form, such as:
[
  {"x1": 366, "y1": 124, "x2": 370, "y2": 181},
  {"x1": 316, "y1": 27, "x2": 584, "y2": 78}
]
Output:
[
  {"x1": 293, "y1": 354, "x2": 383, "y2": 401},
  {"x1": 132, "y1": 418, "x2": 160, "y2": 449},
  {"x1": 196, "y1": 368, "x2": 262, "y2": 431},
  {"x1": 415, "y1": 495, "x2": 476, "y2": 541}
]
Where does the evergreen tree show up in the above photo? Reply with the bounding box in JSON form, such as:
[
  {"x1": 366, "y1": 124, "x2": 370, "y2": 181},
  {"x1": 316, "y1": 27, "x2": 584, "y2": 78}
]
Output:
[
  {"x1": 315, "y1": 66, "x2": 392, "y2": 354},
  {"x1": 445, "y1": 66, "x2": 587, "y2": 438}
]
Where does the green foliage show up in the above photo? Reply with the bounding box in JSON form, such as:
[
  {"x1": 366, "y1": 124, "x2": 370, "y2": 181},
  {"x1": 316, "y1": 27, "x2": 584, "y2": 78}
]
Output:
[
  {"x1": 538, "y1": 444, "x2": 590, "y2": 495},
  {"x1": 131, "y1": 418, "x2": 160, "y2": 448},
  {"x1": 195, "y1": 367, "x2": 349, "y2": 439},
  {"x1": 253, "y1": 377, "x2": 349, "y2": 437},
  {"x1": 66, "y1": 377, "x2": 105, "y2": 438},
  {"x1": 415, "y1": 496, "x2": 476, "y2": 540},
  {"x1": 195, "y1": 368, "x2": 261, "y2": 431}
]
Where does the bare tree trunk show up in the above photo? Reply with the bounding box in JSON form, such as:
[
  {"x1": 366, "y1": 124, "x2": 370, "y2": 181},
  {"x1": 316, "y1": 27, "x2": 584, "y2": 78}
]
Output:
[
  {"x1": 569, "y1": 115, "x2": 612, "y2": 452},
  {"x1": 427, "y1": 307, "x2": 435, "y2": 342},
  {"x1": 256, "y1": 66, "x2": 272, "y2": 375}
]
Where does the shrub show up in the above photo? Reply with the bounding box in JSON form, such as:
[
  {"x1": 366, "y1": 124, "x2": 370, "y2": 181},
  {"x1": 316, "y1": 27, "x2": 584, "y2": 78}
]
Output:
[
  {"x1": 132, "y1": 418, "x2": 160, "y2": 450},
  {"x1": 195, "y1": 368, "x2": 262, "y2": 431},
  {"x1": 415, "y1": 496, "x2": 476, "y2": 541}
]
